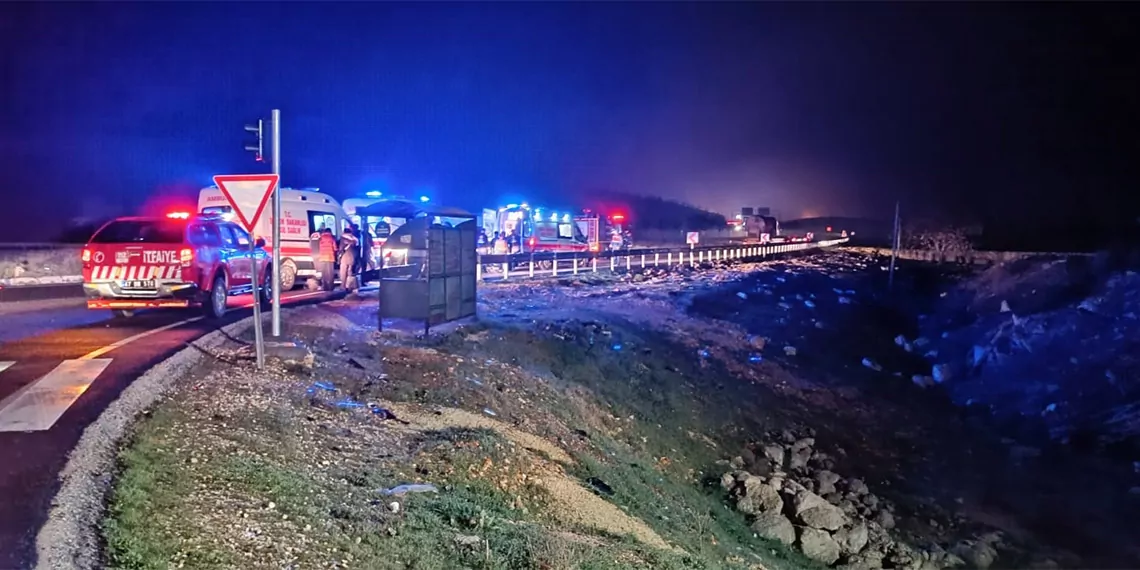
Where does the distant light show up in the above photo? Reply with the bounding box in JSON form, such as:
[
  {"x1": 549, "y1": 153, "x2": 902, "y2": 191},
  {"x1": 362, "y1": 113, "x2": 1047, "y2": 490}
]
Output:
[
  {"x1": 562, "y1": 214, "x2": 570, "y2": 222},
  {"x1": 826, "y1": 226, "x2": 833, "y2": 232},
  {"x1": 506, "y1": 203, "x2": 519, "y2": 209},
  {"x1": 221, "y1": 212, "x2": 235, "y2": 222},
  {"x1": 612, "y1": 214, "x2": 625, "y2": 222},
  {"x1": 419, "y1": 195, "x2": 429, "y2": 203},
  {"x1": 366, "y1": 190, "x2": 382, "y2": 198},
  {"x1": 304, "y1": 187, "x2": 320, "y2": 192},
  {"x1": 549, "y1": 212, "x2": 557, "y2": 221}
]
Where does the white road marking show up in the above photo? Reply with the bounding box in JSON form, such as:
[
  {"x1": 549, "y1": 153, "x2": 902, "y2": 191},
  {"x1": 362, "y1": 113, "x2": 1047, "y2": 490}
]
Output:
[
  {"x1": 80, "y1": 317, "x2": 204, "y2": 360},
  {"x1": 0, "y1": 362, "x2": 13, "y2": 374},
  {"x1": 79, "y1": 290, "x2": 326, "y2": 360},
  {"x1": 0, "y1": 359, "x2": 113, "y2": 432}
]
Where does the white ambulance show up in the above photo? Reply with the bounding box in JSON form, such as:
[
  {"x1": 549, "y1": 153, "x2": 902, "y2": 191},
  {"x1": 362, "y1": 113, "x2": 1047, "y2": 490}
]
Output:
[{"x1": 198, "y1": 186, "x2": 349, "y2": 289}]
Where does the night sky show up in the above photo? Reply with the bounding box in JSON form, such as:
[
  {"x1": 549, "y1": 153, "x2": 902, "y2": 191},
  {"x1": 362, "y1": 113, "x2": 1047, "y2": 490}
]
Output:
[{"x1": 2, "y1": 2, "x2": 1138, "y2": 242}]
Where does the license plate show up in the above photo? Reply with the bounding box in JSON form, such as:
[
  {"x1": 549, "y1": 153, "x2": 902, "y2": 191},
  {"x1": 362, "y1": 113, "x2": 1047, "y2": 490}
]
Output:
[{"x1": 122, "y1": 280, "x2": 156, "y2": 289}]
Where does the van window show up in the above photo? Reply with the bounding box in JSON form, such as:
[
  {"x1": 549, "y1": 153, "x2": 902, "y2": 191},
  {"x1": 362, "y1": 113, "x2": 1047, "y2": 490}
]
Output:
[
  {"x1": 308, "y1": 211, "x2": 336, "y2": 235},
  {"x1": 91, "y1": 220, "x2": 186, "y2": 244}
]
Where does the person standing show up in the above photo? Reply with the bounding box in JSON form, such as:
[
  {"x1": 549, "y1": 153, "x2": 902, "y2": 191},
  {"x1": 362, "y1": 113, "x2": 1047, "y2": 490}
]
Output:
[
  {"x1": 338, "y1": 226, "x2": 359, "y2": 292},
  {"x1": 316, "y1": 228, "x2": 337, "y2": 291}
]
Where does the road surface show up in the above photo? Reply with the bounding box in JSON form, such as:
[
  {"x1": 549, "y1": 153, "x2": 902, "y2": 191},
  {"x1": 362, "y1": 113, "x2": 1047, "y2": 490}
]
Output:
[{"x1": 0, "y1": 288, "x2": 337, "y2": 569}]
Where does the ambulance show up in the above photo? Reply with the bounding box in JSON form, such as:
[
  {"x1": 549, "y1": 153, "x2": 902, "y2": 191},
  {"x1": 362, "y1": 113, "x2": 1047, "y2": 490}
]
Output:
[
  {"x1": 198, "y1": 186, "x2": 349, "y2": 289},
  {"x1": 342, "y1": 192, "x2": 417, "y2": 267}
]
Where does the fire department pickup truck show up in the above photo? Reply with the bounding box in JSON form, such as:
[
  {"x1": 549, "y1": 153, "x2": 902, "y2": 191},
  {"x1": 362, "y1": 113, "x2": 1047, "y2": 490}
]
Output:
[{"x1": 82, "y1": 212, "x2": 273, "y2": 319}]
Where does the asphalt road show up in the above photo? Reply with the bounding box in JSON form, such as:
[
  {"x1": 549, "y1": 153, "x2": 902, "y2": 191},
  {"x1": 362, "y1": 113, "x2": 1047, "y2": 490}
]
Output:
[{"x1": 0, "y1": 288, "x2": 338, "y2": 569}]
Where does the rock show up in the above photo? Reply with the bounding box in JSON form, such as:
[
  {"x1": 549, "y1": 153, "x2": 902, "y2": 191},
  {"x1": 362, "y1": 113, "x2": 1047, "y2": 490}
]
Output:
[
  {"x1": 816, "y1": 470, "x2": 841, "y2": 495},
  {"x1": 793, "y1": 490, "x2": 849, "y2": 531},
  {"x1": 912, "y1": 375, "x2": 935, "y2": 388},
  {"x1": 840, "y1": 549, "x2": 885, "y2": 570},
  {"x1": 763, "y1": 444, "x2": 785, "y2": 466},
  {"x1": 951, "y1": 540, "x2": 998, "y2": 570},
  {"x1": 750, "y1": 336, "x2": 768, "y2": 350},
  {"x1": 825, "y1": 492, "x2": 843, "y2": 505},
  {"x1": 751, "y1": 510, "x2": 796, "y2": 545},
  {"x1": 835, "y1": 522, "x2": 869, "y2": 555},
  {"x1": 932, "y1": 364, "x2": 952, "y2": 384},
  {"x1": 720, "y1": 471, "x2": 737, "y2": 491},
  {"x1": 454, "y1": 534, "x2": 483, "y2": 548},
  {"x1": 798, "y1": 527, "x2": 842, "y2": 565},
  {"x1": 875, "y1": 510, "x2": 896, "y2": 530},
  {"x1": 847, "y1": 478, "x2": 869, "y2": 495},
  {"x1": 737, "y1": 476, "x2": 783, "y2": 515},
  {"x1": 730, "y1": 456, "x2": 746, "y2": 469},
  {"x1": 861, "y1": 494, "x2": 878, "y2": 508}
]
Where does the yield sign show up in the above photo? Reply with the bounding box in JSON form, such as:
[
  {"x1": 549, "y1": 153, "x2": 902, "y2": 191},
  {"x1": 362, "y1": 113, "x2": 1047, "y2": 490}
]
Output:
[{"x1": 212, "y1": 174, "x2": 280, "y2": 232}]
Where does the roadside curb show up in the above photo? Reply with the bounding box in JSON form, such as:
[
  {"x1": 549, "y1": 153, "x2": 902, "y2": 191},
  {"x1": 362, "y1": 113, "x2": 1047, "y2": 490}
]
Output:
[{"x1": 32, "y1": 309, "x2": 297, "y2": 570}]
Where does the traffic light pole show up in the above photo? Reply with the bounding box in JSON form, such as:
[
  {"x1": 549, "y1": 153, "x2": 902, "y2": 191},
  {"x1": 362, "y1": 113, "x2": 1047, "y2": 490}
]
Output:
[{"x1": 270, "y1": 109, "x2": 282, "y2": 337}]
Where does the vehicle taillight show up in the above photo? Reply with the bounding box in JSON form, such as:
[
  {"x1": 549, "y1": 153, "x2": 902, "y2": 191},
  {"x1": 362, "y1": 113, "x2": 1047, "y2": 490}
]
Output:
[
  {"x1": 81, "y1": 248, "x2": 91, "y2": 263},
  {"x1": 180, "y1": 248, "x2": 194, "y2": 267},
  {"x1": 528, "y1": 237, "x2": 536, "y2": 248}
]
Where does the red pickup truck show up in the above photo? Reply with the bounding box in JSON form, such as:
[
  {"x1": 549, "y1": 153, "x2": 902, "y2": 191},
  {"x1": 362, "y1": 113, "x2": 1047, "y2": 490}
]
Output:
[{"x1": 82, "y1": 212, "x2": 273, "y2": 318}]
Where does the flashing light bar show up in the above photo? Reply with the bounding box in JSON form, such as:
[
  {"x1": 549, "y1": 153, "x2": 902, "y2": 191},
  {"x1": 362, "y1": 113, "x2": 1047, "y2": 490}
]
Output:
[
  {"x1": 419, "y1": 195, "x2": 430, "y2": 203},
  {"x1": 366, "y1": 190, "x2": 382, "y2": 198},
  {"x1": 166, "y1": 212, "x2": 190, "y2": 219}
]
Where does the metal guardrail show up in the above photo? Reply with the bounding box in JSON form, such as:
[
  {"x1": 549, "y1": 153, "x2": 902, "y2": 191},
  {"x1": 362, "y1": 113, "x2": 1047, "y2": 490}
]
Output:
[{"x1": 476, "y1": 238, "x2": 849, "y2": 281}]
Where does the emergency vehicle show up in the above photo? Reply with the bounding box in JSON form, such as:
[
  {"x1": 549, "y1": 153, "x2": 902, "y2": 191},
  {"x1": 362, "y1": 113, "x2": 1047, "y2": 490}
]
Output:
[
  {"x1": 198, "y1": 186, "x2": 349, "y2": 289},
  {"x1": 482, "y1": 204, "x2": 600, "y2": 255},
  {"x1": 342, "y1": 193, "x2": 420, "y2": 268},
  {"x1": 81, "y1": 212, "x2": 272, "y2": 319}
]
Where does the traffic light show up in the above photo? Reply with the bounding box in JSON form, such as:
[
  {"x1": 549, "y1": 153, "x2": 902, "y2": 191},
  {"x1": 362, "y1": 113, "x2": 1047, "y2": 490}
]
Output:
[{"x1": 244, "y1": 119, "x2": 264, "y2": 162}]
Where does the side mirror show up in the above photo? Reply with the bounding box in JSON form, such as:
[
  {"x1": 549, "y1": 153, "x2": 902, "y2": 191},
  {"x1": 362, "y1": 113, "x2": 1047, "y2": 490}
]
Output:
[{"x1": 255, "y1": 237, "x2": 266, "y2": 248}]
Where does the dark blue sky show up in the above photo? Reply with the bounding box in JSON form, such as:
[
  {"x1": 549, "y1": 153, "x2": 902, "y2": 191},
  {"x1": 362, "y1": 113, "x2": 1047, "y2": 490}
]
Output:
[{"x1": 2, "y1": 2, "x2": 1138, "y2": 241}]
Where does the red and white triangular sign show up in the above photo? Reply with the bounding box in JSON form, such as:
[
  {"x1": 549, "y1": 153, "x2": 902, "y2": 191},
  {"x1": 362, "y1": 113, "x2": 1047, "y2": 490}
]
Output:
[{"x1": 212, "y1": 174, "x2": 280, "y2": 232}]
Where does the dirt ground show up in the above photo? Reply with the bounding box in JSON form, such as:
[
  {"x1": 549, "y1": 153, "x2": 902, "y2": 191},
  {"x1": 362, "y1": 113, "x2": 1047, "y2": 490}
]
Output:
[{"x1": 100, "y1": 252, "x2": 1140, "y2": 570}]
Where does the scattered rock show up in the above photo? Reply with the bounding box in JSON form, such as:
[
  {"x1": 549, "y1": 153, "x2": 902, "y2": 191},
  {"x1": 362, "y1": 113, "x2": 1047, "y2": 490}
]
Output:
[
  {"x1": 751, "y1": 510, "x2": 796, "y2": 545},
  {"x1": 762, "y1": 444, "x2": 785, "y2": 466},
  {"x1": 793, "y1": 490, "x2": 850, "y2": 531},
  {"x1": 816, "y1": 470, "x2": 841, "y2": 495},
  {"x1": 736, "y1": 477, "x2": 783, "y2": 515},
  {"x1": 951, "y1": 540, "x2": 998, "y2": 570},
  {"x1": 835, "y1": 522, "x2": 870, "y2": 556},
  {"x1": 875, "y1": 510, "x2": 896, "y2": 530},
  {"x1": 799, "y1": 527, "x2": 842, "y2": 565}
]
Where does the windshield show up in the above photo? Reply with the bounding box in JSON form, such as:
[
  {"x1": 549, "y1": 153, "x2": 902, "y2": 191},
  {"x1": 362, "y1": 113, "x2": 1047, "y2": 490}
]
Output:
[{"x1": 90, "y1": 220, "x2": 186, "y2": 244}]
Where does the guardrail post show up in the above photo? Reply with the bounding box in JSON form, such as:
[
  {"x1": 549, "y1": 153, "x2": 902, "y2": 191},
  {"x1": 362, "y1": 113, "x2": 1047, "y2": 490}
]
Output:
[
  {"x1": 553, "y1": 258, "x2": 559, "y2": 277},
  {"x1": 529, "y1": 257, "x2": 535, "y2": 278},
  {"x1": 610, "y1": 256, "x2": 615, "y2": 272},
  {"x1": 667, "y1": 252, "x2": 673, "y2": 265},
  {"x1": 640, "y1": 253, "x2": 646, "y2": 268},
  {"x1": 573, "y1": 256, "x2": 579, "y2": 275},
  {"x1": 592, "y1": 257, "x2": 598, "y2": 272},
  {"x1": 626, "y1": 255, "x2": 631, "y2": 271},
  {"x1": 503, "y1": 262, "x2": 510, "y2": 280},
  {"x1": 476, "y1": 261, "x2": 482, "y2": 282},
  {"x1": 654, "y1": 252, "x2": 660, "y2": 266},
  {"x1": 690, "y1": 250, "x2": 695, "y2": 267}
]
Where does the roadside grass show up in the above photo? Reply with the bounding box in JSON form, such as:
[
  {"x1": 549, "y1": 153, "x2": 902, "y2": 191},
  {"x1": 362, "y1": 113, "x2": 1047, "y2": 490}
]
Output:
[
  {"x1": 103, "y1": 406, "x2": 233, "y2": 570},
  {"x1": 104, "y1": 312, "x2": 818, "y2": 570}
]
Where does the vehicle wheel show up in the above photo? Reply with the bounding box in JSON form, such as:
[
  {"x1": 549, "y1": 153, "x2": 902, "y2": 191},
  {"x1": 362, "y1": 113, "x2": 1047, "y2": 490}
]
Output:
[
  {"x1": 111, "y1": 309, "x2": 134, "y2": 319},
  {"x1": 259, "y1": 266, "x2": 274, "y2": 310},
  {"x1": 203, "y1": 274, "x2": 227, "y2": 319},
  {"x1": 280, "y1": 260, "x2": 297, "y2": 290}
]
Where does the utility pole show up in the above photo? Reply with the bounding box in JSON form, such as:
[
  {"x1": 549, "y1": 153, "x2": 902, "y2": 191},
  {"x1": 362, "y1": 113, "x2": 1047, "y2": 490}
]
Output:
[
  {"x1": 888, "y1": 201, "x2": 900, "y2": 291},
  {"x1": 269, "y1": 109, "x2": 282, "y2": 337}
]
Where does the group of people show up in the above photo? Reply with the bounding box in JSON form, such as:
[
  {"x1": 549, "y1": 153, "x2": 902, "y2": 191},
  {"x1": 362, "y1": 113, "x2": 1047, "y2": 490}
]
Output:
[
  {"x1": 477, "y1": 229, "x2": 521, "y2": 254},
  {"x1": 310, "y1": 223, "x2": 376, "y2": 292}
]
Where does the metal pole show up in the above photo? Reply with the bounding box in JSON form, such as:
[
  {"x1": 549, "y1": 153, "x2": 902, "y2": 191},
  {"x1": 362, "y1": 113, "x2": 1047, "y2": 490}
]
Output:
[
  {"x1": 888, "y1": 201, "x2": 900, "y2": 291},
  {"x1": 251, "y1": 239, "x2": 265, "y2": 368},
  {"x1": 270, "y1": 109, "x2": 282, "y2": 337}
]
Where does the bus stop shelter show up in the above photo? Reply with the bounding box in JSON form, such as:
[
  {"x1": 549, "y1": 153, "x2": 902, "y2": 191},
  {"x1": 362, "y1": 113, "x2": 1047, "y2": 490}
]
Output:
[{"x1": 356, "y1": 200, "x2": 478, "y2": 334}]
